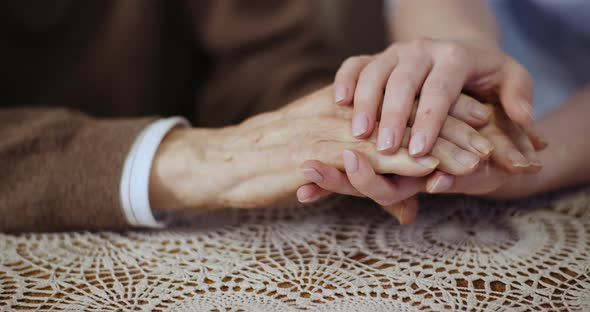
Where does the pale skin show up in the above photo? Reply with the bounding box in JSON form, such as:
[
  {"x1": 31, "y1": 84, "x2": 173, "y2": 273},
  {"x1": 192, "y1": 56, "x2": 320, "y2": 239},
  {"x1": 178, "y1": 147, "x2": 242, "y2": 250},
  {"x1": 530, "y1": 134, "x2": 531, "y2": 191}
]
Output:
[
  {"x1": 301, "y1": 0, "x2": 543, "y2": 221},
  {"x1": 148, "y1": 86, "x2": 530, "y2": 213},
  {"x1": 298, "y1": 0, "x2": 590, "y2": 223},
  {"x1": 297, "y1": 93, "x2": 545, "y2": 222},
  {"x1": 431, "y1": 86, "x2": 590, "y2": 199},
  {"x1": 334, "y1": 0, "x2": 535, "y2": 159}
]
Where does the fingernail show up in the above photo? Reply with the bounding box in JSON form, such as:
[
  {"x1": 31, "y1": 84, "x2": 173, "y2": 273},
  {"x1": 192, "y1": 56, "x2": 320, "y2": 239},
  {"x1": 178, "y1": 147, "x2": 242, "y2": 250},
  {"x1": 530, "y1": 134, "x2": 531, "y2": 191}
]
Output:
[
  {"x1": 416, "y1": 156, "x2": 439, "y2": 168},
  {"x1": 520, "y1": 101, "x2": 535, "y2": 121},
  {"x1": 343, "y1": 150, "x2": 359, "y2": 173},
  {"x1": 530, "y1": 159, "x2": 543, "y2": 167},
  {"x1": 452, "y1": 150, "x2": 479, "y2": 168},
  {"x1": 334, "y1": 85, "x2": 347, "y2": 103},
  {"x1": 409, "y1": 132, "x2": 426, "y2": 156},
  {"x1": 352, "y1": 113, "x2": 369, "y2": 137},
  {"x1": 302, "y1": 168, "x2": 323, "y2": 183},
  {"x1": 507, "y1": 148, "x2": 530, "y2": 167},
  {"x1": 470, "y1": 105, "x2": 491, "y2": 121},
  {"x1": 377, "y1": 128, "x2": 395, "y2": 151},
  {"x1": 298, "y1": 193, "x2": 321, "y2": 203},
  {"x1": 469, "y1": 135, "x2": 494, "y2": 156},
  {"x1": 428, "y1": 174, "x2": 454, "y2": 193}
]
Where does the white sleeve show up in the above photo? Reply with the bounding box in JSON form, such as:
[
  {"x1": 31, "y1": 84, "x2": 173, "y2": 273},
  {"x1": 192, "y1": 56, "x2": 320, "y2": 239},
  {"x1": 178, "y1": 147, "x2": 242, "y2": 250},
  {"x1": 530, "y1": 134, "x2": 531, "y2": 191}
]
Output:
[{"x1": 119, "y1": 117, "x2": 190, "y2": 228}]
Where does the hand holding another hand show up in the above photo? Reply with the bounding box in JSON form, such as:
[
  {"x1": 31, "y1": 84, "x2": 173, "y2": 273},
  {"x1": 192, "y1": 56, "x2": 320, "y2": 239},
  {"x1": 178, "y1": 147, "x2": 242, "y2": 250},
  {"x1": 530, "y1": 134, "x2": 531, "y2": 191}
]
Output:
[
  {"x1": 148, "y1": 86, "x2": 495, "y2": 213},
  {"x1": 334, "y1": 38, "x2": 535, "y2": 158}
]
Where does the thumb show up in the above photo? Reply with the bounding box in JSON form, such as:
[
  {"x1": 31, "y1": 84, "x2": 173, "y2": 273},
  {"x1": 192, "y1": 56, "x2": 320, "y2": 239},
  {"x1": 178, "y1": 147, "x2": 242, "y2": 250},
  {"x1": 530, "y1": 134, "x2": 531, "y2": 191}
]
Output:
[{"x1": 498, "y1": 58, "x2": 535, "y2": 127}]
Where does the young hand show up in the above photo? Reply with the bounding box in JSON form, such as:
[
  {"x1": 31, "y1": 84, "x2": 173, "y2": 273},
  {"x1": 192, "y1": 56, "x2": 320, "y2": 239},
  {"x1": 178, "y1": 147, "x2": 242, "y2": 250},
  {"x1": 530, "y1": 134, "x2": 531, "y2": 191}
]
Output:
[{"x1": 333, "y1": 38, "x2": 534, "y2": 158}]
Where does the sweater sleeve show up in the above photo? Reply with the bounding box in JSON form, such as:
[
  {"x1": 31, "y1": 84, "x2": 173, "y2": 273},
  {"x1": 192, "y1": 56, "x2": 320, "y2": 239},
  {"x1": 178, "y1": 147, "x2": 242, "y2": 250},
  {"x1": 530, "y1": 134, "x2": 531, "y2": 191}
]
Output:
[{"x1": 0, "y1": 107, "x2": 156, "y2": 232}]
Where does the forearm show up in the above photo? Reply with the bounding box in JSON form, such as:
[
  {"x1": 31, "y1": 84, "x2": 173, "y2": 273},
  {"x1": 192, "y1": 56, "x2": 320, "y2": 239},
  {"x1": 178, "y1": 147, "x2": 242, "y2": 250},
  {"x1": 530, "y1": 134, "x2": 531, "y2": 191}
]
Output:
[
  {"x1": 518, "y1": 87, "x2": 590, "y2": 195},
  {"x1": 388, "y1": 0, "x2": 498, "y2": 45}
]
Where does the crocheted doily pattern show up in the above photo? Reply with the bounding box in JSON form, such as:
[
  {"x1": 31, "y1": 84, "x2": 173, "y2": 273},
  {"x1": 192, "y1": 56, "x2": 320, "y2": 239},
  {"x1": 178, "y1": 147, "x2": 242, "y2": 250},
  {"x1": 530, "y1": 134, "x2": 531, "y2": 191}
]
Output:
[{"x1": 1, "y1": 189, "x2": 589, "y2": 311}]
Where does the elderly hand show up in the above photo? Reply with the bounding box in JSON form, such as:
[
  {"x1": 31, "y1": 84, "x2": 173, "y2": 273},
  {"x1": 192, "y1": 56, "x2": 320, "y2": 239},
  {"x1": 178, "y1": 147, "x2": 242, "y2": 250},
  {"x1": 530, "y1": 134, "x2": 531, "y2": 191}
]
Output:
[{"x1": 148, "y1": 86, "x2": 494, "y2": 212}]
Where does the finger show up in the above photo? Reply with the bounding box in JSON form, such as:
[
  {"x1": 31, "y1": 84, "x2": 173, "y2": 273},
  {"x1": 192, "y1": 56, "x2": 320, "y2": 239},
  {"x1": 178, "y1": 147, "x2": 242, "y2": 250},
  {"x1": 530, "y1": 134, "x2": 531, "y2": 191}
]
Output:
[
  {"x1": 352, "y1": 55, "x2": 399, "y2": 139},
  {"x1": 301, "y1": 160, "x2": 364, "y2": 197},
  {"x1": 334, "y1": 55, "x2": 373, "y2": 106},
  {"x1": 399, "y1": 129, "x2": 480, "y2": 175},
  {"x1": 358, "y1": 146, "x2": 439, "y2": 177},
  {"x1": 499, "y1": 58, "x2": 535, "y2": 127},
  {"x1": 343, "y1": 150, "x2": 422, "y2": 206},
  {"x1": 430, "y1": 137, "x2": 480, "y2": 176},
  {"x1": 408, "y1": 95, "x2": 492, "y2": 129},
  {"x1": 447, "y1": 94, "x2": 492, "y2": 127},
  {"x1": 524, "y1": 127, "x2": 548, "y2": 151},
  {"x1": 296, "y1": 184, "x2": 332, "y2": 203},
  {"x1": 426, "y1": 162, "x2": 508, "y2": 195},
  {"x1": 410, "y1": 62, "x2": 467, "y2": 157},
  {"x1": 382, "y1": 196, "x2": 420, "y2": 225},
  {"x1": 508, "y1": 126, "x2": 542, "y2": 173},
  {"x1": 318, "y1": 139, "x2": 439, "y2": 177},
  {"x1": 439, "y1": 116, "x2": 494, "y2": 159},
  {"x1": 479, "y1": 117, "x2": 531, "y2": 174},
  {"x1": 377, "y1": 57, "x2": 431, "y2": 154},
  {"x1": 426, "y1": 171, "x2": 455, "y2": 193}
]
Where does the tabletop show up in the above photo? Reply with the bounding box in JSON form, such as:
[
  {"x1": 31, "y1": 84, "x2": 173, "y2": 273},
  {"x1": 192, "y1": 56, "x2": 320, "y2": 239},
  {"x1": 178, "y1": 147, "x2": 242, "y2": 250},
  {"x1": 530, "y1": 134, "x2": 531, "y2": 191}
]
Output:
[{"x1": 1, "y1": 188, "x2": 589, "y2": 311}]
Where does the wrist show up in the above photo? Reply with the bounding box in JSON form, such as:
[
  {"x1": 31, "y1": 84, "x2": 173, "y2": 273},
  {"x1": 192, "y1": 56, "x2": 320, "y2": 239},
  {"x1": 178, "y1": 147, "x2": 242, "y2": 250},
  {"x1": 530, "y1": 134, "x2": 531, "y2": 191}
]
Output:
[{"x1": 149, "y1": 127, "x2": 227, "y2": 211}]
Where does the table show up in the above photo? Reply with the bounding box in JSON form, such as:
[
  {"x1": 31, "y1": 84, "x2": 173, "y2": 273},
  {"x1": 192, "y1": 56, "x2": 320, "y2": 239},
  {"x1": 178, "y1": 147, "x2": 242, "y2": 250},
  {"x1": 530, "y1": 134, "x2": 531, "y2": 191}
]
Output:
[{"x1": 1, "y1": 188, "x2": 589, "y2": 311}]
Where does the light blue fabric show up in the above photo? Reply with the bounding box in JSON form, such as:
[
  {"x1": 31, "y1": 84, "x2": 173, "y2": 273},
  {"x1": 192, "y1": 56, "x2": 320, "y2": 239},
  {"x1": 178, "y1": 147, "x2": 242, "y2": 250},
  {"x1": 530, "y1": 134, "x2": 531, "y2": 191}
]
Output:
[{"x1": 487, "y1": 0, "x2": 590, "y2": 117}]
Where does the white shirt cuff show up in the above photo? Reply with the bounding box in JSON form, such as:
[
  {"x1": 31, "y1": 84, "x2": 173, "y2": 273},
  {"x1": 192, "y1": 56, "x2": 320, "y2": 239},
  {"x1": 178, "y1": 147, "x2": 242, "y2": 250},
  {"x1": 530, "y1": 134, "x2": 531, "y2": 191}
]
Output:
[{"x1": 120, "y1": 117, "x2": 190, "y2": 228}]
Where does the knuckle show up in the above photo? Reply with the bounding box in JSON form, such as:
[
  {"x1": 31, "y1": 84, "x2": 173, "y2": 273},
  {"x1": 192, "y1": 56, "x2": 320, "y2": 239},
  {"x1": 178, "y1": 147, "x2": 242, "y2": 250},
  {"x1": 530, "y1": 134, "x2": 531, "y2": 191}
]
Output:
[
  {"x1": 439, "y1": 42, "x2": 467, "y2": 60},
  {"x1": 343, "y1": 55, "x2": 372, "y2": 67},
  {"x1": 410, "y1": 38, "x2": 433, "y2": 51}
]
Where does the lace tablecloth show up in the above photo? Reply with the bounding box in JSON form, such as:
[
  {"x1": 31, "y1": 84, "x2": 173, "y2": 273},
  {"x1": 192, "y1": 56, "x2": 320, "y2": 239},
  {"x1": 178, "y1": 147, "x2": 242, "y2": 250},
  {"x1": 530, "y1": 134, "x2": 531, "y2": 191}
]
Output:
[{"x1": 1, "y1": 189, "x2": 589, "y2": 311}]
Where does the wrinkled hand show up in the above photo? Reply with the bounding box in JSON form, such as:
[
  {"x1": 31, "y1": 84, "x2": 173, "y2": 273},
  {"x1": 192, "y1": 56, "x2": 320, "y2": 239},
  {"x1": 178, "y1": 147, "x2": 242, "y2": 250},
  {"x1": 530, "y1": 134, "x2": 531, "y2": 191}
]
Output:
[
  {"x1": 334, "y1": 38, "x2": 534, "y2": 158},
  {"x1": 149, "y1": 86, "x2": 437, "y2": 211},
  {"x1": 149, "y1": 86, "x2": 498, "y2": 212}
]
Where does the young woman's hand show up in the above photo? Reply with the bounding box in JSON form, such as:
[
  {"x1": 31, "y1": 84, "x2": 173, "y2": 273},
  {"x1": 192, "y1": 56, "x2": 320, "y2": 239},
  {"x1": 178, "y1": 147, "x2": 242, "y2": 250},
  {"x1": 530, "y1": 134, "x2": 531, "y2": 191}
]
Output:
[{"x1": 333, "y1": 38, "x2": 534, "y2": 158}]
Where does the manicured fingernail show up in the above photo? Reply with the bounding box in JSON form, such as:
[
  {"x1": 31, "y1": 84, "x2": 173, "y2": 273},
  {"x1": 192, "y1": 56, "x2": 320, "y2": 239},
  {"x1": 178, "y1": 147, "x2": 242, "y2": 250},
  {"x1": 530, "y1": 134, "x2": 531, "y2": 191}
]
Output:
[
  {"x1": 409, "y1": 132, "x2": 426, "y2": 156},
  {"x1": 428, "y1": 174, "x2": 454, "y2": 193},
  {"x1": 343, "y1": 150, "x2": 359, "y2": 173},
  {"x1": 302, "y1": 168, "x2": 323, "y2": 183},
  {"x1": 377, "y1": 127, "x2": 395, "y2": 151},
  {"x1": 416, "y1": 156, "x2": 439, "y2": 168},
  {"x1": 470, "y1": 105, "x2": 491, "y2": 121},
  {"x1": 470, "y1": 135, "x2": 494, "y2": 156},
  {"x1": 453, "y1": 150, "x2": 479, "y2": 168},
  {"x1": 334, "y1": 85, "x2": 347, "y2": 103},
  {"x1": 507, "y1": 149, "x2": 529, "y2": 167},
  {"x1": 352, "y1": 113, "x2": 369, "y2": 137},
  {"x1": 520, "y1": 101, "x2": 535, "y2": 121}
]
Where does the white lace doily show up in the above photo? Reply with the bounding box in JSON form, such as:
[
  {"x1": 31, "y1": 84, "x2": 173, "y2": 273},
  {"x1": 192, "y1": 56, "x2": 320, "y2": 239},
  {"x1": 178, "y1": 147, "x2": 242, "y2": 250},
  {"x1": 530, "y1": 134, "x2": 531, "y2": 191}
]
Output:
[{"x1": 1, "y1": 188, "x2": 589, "y2": 311}]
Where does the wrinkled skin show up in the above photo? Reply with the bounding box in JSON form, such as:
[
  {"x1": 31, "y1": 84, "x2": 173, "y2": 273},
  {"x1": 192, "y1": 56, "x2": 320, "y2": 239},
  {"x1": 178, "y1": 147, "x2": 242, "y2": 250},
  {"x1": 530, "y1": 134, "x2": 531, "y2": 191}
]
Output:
[{"x1": 149, "y1": 86, "x2": 488, "y2": 211}]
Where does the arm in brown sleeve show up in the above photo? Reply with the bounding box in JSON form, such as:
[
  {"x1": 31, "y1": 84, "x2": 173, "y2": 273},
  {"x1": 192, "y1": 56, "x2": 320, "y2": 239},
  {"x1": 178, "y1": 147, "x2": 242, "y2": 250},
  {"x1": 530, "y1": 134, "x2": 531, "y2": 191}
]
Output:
[
  {"x1": 0, "y1": 107, "x2": 155, "y2": 232},
  {"x1": 181, "y1": 0, "x2": 342, "y2": 126}
]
